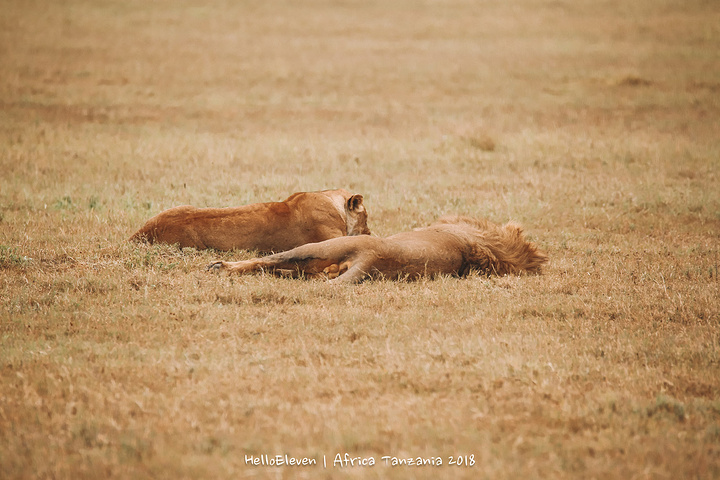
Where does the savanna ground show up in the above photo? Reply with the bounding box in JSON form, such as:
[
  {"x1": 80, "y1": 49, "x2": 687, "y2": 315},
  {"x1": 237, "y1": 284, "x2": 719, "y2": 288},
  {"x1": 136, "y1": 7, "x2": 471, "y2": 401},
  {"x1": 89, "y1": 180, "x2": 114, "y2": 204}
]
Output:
[{"x1": 1, "y1": 0, "x2": 719, "y2": 478}]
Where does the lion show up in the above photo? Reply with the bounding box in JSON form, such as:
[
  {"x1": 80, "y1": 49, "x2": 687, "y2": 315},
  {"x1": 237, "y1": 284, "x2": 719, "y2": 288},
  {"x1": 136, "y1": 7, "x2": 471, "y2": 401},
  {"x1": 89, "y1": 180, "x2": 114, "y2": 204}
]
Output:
[
  {"x1": 130, "y1": 189, "x2": 370, "y2": 252},
  {"x1": 207, "y1": 215, "x2": 547, "y2": 283}
]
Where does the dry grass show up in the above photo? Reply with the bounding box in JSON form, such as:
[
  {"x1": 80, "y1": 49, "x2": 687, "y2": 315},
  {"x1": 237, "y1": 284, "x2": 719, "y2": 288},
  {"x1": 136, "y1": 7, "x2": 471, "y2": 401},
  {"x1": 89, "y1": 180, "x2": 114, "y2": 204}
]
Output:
[{"x1": 2, "y1": 0, "x2": 720, "y2": 478}]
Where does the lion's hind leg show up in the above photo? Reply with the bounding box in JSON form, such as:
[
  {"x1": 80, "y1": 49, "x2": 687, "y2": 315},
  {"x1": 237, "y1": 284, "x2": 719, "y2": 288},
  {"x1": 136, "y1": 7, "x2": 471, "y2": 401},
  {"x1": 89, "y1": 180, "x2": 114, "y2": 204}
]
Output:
[
  {"x1": 329, "y1": 259, "x2": 373, "y2": 284},
  {"x1": 207, "y1": 259, "x2": 264, "y2": 274},
  {"x1": 323, "y1": 260, "x2": 355, "y2": 280},
  {"x1": 323, "y1": 263, "x2": 341, "y2": 279},
  {"x1": 208, "y1": 254, "x2": 339, "y2": 278}
]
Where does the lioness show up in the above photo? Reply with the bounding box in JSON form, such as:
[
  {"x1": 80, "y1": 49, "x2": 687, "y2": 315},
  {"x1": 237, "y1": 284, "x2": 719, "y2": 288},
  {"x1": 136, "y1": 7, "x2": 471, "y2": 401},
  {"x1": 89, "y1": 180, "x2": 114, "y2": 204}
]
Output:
[
  {"x1": 208, "y1": 215, "x2": 547, "y2": 283},
  {"x1": 130, "y1": 189, "x2": 370, "y2": 251}
]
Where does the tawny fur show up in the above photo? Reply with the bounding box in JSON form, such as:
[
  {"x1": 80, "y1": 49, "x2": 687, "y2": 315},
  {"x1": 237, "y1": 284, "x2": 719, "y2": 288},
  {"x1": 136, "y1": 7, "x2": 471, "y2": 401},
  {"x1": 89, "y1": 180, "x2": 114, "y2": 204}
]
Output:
[
  {"x1": 208, "y1": 215, "x2": 547, "y2": 284},
  {"x1": 130, "y1": 189, "x2": 370, "y2": 252}
]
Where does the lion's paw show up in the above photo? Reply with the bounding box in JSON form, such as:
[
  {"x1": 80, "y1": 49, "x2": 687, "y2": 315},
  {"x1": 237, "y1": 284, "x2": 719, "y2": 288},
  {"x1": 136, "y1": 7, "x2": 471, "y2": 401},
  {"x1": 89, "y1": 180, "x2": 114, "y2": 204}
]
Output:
[{"x1": 206, "y1": 261, "x2": 226, "y2": 273}]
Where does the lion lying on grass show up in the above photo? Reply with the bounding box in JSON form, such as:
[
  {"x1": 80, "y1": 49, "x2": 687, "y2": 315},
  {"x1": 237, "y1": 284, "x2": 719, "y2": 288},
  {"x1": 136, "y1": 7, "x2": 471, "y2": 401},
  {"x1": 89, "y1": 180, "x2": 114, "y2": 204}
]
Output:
[
  {"x1": 208, "y1": 215, "x2": 547, "y2": 283},
  {"x1": 130, "y1": 189, "x2": 370, "y2": 252}
]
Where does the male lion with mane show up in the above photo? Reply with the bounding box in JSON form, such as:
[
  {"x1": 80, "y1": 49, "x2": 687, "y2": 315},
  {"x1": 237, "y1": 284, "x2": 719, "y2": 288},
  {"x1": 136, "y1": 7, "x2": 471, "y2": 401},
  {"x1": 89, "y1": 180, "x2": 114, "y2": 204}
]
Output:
[
  {"x1": 130, "y1": 189, "x2": 370, "y2": 252},
  {"x1": 208, "y1": 215, "x2": 547, "y2": 283}
]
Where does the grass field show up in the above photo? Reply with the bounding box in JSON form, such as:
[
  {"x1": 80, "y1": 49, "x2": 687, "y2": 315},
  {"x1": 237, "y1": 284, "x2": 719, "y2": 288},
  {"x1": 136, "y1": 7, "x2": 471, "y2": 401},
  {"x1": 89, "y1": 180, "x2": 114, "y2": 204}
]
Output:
[{"x1": 2, "y1": 0, "x2": 720, "y2": 478}]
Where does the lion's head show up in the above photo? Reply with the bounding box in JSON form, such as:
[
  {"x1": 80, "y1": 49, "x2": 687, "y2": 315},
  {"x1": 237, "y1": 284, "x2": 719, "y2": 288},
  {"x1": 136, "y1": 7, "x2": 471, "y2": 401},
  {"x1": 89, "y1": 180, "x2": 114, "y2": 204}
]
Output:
[{"x1": 345, "y1": 194, "x2": 371, "y2": 236}]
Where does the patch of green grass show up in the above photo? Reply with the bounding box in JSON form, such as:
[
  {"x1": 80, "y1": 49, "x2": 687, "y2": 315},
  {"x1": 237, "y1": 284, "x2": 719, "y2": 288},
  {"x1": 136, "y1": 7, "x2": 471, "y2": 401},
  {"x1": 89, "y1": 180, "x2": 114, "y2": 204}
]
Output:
[{"x1": 0, "y1": 246, "x2": 32, "y2": 269}]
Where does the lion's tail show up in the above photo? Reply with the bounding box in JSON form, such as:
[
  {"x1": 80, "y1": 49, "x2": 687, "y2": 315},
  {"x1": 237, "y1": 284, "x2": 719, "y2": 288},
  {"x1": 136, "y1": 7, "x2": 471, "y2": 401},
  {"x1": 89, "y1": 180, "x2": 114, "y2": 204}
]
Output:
[
  {"x1": 467, "y1": 222, "x2": 548, "y2": 275},
  {"x1": 128, "y1": 220, "x2": 156, "y2": 244}
]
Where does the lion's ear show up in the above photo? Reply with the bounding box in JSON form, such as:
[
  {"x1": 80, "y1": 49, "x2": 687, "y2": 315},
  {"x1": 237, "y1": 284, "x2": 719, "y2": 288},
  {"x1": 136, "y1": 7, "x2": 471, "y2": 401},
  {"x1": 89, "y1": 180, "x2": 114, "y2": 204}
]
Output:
[{"x1": 347, "y1": 194, "x2": 364, "y2": 212}]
